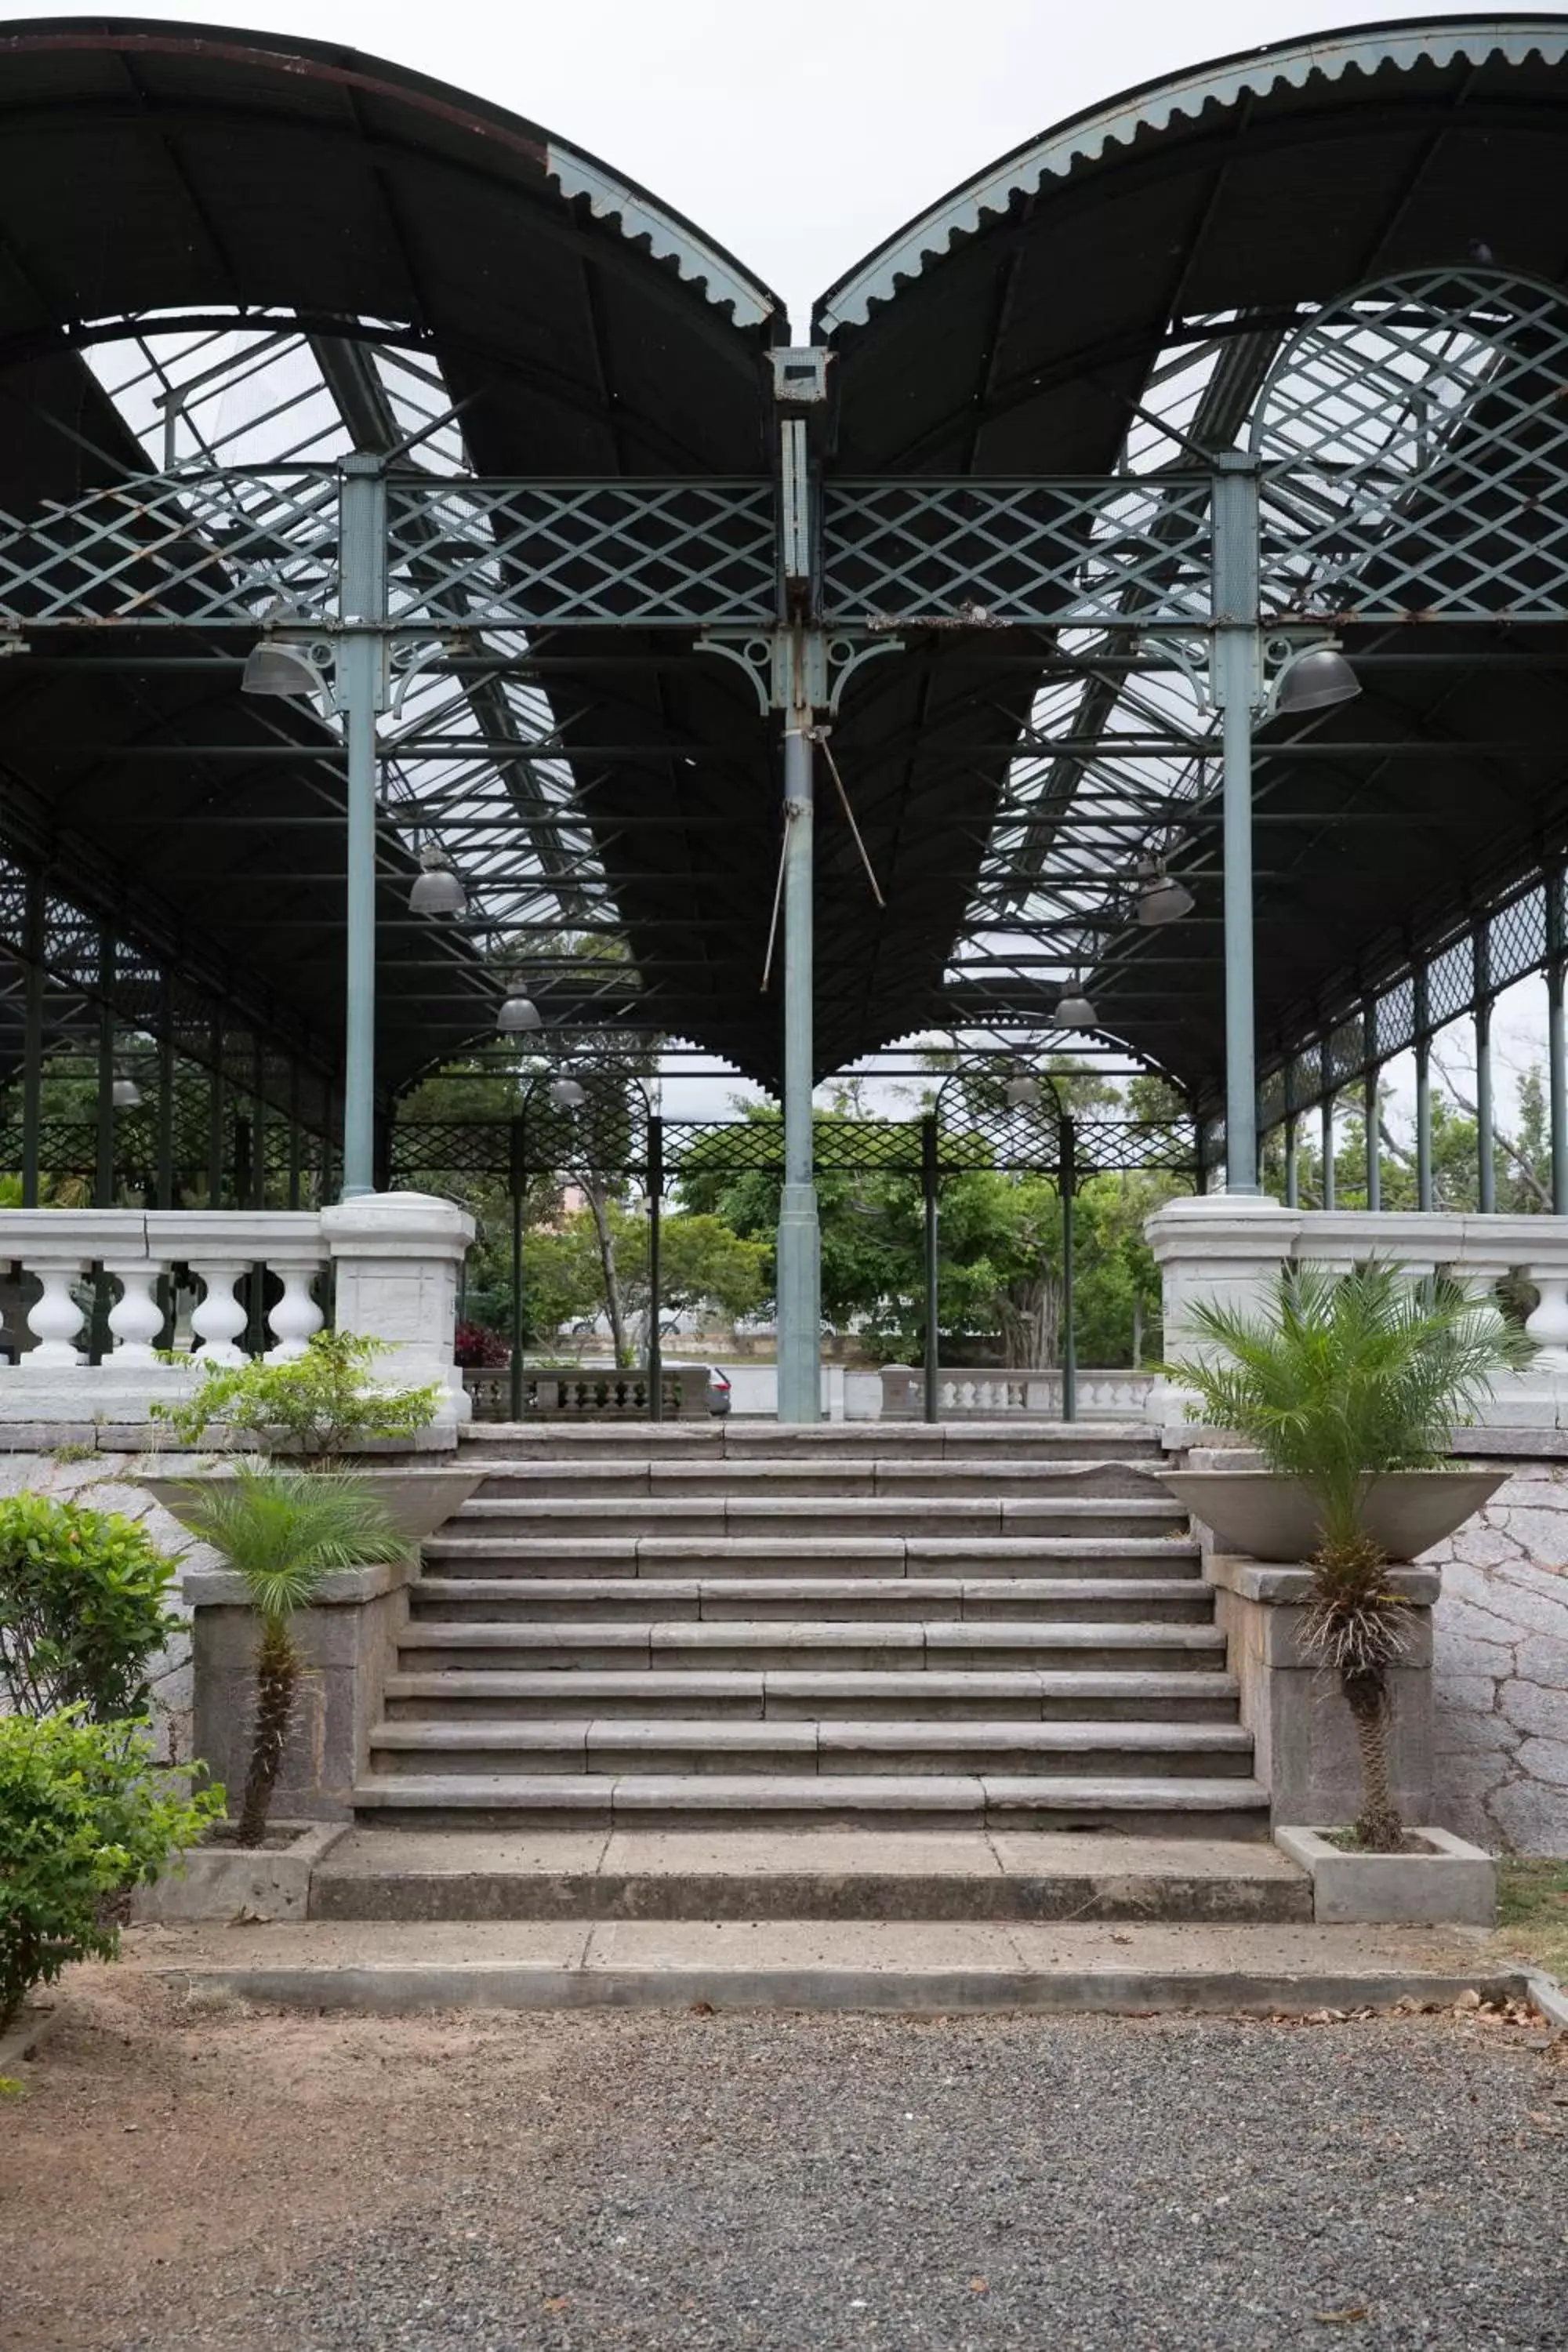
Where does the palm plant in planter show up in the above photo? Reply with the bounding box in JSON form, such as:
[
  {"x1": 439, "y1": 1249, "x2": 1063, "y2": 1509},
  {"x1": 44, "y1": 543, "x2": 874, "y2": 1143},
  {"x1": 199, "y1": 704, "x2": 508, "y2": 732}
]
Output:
[
  {"x1": 170, "y1": 1467, "x2": 406, "y2": 1846},
  {"x1": 1167, "y1": 1261, "x2": 1532, "y2": 1852}
]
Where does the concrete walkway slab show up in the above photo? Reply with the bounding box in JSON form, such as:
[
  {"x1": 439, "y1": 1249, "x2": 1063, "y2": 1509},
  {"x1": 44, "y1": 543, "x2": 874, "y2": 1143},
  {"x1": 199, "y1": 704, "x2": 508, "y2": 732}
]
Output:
[{"x1": 125, "y1": 1915, "x2": 1539, "y2": 2017}]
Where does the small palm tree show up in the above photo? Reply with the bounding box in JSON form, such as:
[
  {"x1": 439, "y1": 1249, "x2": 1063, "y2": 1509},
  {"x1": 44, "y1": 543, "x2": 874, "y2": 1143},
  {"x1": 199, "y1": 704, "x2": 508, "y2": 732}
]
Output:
[
  {"x1": 1167, "y1": 1261, "x2": 1533, "y2": 1851},
  {"x1": 172, "y1": 1467, "x2": 407, "y2": 1846}
]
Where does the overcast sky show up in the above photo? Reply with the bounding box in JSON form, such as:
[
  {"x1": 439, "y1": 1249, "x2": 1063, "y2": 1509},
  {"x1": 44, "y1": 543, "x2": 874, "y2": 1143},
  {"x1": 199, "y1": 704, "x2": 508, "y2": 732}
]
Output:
[{"x1": 0, "y1": 0, "x2": 1443, "y2": 328}]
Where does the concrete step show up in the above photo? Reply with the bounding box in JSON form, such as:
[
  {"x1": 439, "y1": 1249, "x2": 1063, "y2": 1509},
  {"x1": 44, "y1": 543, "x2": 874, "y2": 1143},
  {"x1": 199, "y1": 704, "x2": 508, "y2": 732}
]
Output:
[
  {"x1": 465, "y1": 1461, "x2": 1174, "y2": 1502},
  {"x1": 422, "y1": 1535, "x2": 1201, "y2": 1580},
  {"x1": 394, "y1": 1620, "x2": 1229, "y2": 1674},
  {"x1": 309, "y1": 1826, "x2": 1313, "y2": 1924},
  {"x1": 349, "y1": 1770, "x2": 1271, "y2": 1833},
  {"x1": 458, "y1": 1423, "x2": 1162, "y2": 1464},
  {"x1": 158, "y1": 1917, "x2": 1526, "y2": 2016},
  {"x1": 381, "y1": 1668, "x2": 1241, "y2": 1722},
  {"x1": 437, "y1": 1494, "x2": 1181, "y2": 1541},
  {"x1": 365, "y1": 1717, "x2": 1258, "y2": 1778},
  {"x1": 409, "y1": 1576, "x2": 1213, "y2": 1624}
]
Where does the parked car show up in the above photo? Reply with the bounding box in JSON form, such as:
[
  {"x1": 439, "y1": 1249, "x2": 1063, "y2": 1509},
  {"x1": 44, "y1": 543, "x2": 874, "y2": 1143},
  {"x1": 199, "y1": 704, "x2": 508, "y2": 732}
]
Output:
[{"x1": 664, "y1": 1360, "x2": 731, "y2": 1416}]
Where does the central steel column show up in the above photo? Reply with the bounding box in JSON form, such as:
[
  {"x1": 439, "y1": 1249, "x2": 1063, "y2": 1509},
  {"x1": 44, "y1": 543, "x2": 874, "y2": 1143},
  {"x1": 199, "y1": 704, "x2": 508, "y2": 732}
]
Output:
[
  {"x1": 1211, "y1": 455, "x2": 1261, "y2": 1195},
  {"x1": 775, "y1": 627, "x2": 822, "y2": 1423},
  {"x1": 1550, "y1": 878, "x2": 1568, "y2": 1214},
  {"x1": 338, "y1": 455, "x2": 387, "y2": 1200}
]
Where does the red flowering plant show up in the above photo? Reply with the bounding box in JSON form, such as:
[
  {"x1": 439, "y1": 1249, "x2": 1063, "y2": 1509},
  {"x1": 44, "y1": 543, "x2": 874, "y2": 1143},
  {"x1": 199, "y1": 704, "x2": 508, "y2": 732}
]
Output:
[{"x1": 454, "y1": 1321, "x2": 510, "y2": 1369}]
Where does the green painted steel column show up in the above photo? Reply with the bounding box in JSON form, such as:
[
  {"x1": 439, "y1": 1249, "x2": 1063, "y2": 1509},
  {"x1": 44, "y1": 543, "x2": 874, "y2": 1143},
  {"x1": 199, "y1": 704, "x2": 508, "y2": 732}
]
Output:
[
  {"x1": 207, "y1": 1016, "x2": 225, "y2": 1208},
  {"x1": 94, "y1": 927, "x2": 114, "y2": 1209},
  {"x1": 921, "y1": 1112, "x2": 939, "y2": 1425},
  {"x1": 647, "y1": 1115, "x2": 665, "y2": 1425},
  {"x1": 1476, "y1": 996, "x2": 1496, "y2": 1212},
  {"x1": 1211, "y1": 456, "x2": 1261, "y2": 1196},
  {"x1": 1059, "y1": 1114, "x2": 1077, "y2": 1424},
  {"x1": 1414, "y1": 965, "x2": 1433, "y2": 1210},
  {"x1": 338, "y1": 455, "x2": 387, "y2": 1201},
  {"x1": 509, "y1": 1113, "x2": 525, "y2": 1424},
  {"x1": 775, "y1": 630, "x2": 822, "y2": 1425},
  {"x1": 155, "y1": 975, "x2": 175, "y2": 1211},
  {"x1": 20, "y1": 873, "x2": 44, "y2": 1207},
  {"x1": 1283, "y1": 1112, "x2": 1298, "y2": 1207},
  {"x1": 1548, "y1": 882, "x2": 1567, "y2": 1214}
]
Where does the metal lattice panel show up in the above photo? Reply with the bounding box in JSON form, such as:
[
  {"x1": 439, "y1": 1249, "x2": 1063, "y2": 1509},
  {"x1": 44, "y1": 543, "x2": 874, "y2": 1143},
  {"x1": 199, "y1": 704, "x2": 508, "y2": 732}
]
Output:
[
  {"x1": 1375, "y1": 978, "x2": 1414, "y2": 1062},
  {"x1": 820, "y1": 477, "x2": 1211, "y2": 627},
  {"x1": 1490, "y1": 886, "x2": 1548, "y2": 992},
  {"x1": 1254, "y1": 270, "x2": 1568, "y2": 622},
  {"x1": 387, "y1": 480, "x2": 777, "y2": 629},
  {"x1": 0, "y1": 470, "x2": 339, "y2": 629},
  {"x1": 1426, "y1": 932, "x2": 1476, "y2": 1029}
]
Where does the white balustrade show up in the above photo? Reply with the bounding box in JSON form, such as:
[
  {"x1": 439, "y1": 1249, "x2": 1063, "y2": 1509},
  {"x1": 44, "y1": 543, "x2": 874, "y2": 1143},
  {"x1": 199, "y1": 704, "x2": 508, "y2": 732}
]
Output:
[
  {"x1": 882, "y1": 1363, "x2": 1157, "y2": 1421},
  {"x1": 1145, "y1": 1197, "x2": 1568, "y2": 1433},
  {"x1": 0, "y1": 1194, "x2": 474, "y2": 1432}
]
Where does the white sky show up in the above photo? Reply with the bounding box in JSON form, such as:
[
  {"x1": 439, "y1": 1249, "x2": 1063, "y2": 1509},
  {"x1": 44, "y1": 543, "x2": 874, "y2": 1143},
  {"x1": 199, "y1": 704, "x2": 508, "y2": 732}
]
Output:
[
  {"x1": 3, "y1": 0, "x2": 1443, "y2": 332},
  {"x1": 5, "y1": 0, "x2": 1545, "y2": 1126}
]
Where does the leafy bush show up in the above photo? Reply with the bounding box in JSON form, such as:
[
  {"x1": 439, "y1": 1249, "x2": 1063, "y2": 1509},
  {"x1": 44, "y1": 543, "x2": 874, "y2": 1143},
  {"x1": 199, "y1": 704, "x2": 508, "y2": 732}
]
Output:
[
  {"x1": 151, "y1": 1330, "x2": 441, "y2": 1465},
  {"x1": 166, "y1": 1467, "x2": 407, "y2": 1844},
  {"x1": 0, "y1": 1494, "x2": 182, "y2": 1721},
  {"x1": 0, "y1": 1711, "x2": 224, "y2": 2027}
]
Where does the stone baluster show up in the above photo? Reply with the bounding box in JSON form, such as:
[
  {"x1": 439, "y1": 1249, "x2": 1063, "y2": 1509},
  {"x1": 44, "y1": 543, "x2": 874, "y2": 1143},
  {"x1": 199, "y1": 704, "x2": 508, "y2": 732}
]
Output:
[
  {"x1": 1524, "y1": 1261, "x2": 1568, "y2": 1375},
  {"x1": 189, "y1": 1261, "x2": 250, "y2": 1366},
  {"x1": 104, "y1": 1256, "x2": 169, "y2": 1365},
  {"x1": 265, "y1": 1255, "x2": 326, "y2": 1361},
  {"x1": 24, "y1": 1254, "x2": 91, "y2": 1366}
]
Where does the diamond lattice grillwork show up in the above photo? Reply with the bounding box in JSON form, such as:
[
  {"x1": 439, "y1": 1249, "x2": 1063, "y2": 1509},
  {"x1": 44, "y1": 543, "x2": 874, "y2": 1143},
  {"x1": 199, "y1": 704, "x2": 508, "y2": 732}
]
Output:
[
  {"x1": 386, "y1": 480, "x2": 777, "y2": 628},
  {"x1": 1253, "y1": 270, "x2": 1568, "y2": 621},
  {"x1": 821, "y1": 477, "x2": 1211, "y2": 627},
  {"x1": 0, "y1": 470, "x2": 339, "y2": 627}
]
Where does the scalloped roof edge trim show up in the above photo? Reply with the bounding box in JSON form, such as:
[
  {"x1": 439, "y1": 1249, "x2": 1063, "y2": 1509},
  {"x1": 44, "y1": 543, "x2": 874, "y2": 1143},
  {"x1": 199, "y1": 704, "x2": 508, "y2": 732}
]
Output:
[{"x1": 815, "y1": 17, "x2": 1568, "y2": 336}]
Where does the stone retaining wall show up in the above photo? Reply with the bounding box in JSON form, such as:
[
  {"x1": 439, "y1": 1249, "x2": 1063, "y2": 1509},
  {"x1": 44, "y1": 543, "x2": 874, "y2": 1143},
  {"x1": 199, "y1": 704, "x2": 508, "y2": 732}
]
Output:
[{"x1": 1425, "y1": 1461, "x2": 1568, "y2": 1856}]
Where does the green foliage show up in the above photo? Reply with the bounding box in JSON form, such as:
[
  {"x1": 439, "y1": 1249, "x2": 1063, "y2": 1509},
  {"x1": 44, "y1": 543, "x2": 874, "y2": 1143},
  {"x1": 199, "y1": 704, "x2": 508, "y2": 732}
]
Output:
[
  {"x1": 151, "y1": 1330, "x2": 441, "y2": 1464},
  {"x1": 0, "y1": 1494, "x2": 182, "y2": 1721},
  {"x1": 165, "y1": 1466, "x2": 408, "y2": 1623},
  {"x1": 1166, "y1": 1261, "x2": 1535, "y2": 1548},
  {"x1": 0, "y1": 1711, "x2": 224, "y2": 2027},
  {"x1": 679, "y1": 1104, "x2": 1182, "y2": 1367}
]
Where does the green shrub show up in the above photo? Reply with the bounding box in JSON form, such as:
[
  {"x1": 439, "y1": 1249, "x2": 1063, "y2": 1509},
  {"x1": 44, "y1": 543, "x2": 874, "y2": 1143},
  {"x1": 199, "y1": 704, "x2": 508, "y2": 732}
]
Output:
[
  {"x1": 151, "y1": 1330, "x2": 441, "y2": 1465},
  {"x1": 0, "y1": 1711, "x2": 224, "y2": 2027},
  {"x1": 0, "y1": 1494, "x2": 183, "y2": 1721}
]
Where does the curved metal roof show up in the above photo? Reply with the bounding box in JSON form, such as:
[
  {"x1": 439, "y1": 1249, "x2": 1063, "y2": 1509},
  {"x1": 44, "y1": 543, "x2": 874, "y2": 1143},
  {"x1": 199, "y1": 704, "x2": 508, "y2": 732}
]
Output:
[
  {"x1": 0, "y1": 16, "x2": 784, "y2": 1101},
  {"x1": 818, "y1": 16, "x2": 1568, "y2": 1112}
]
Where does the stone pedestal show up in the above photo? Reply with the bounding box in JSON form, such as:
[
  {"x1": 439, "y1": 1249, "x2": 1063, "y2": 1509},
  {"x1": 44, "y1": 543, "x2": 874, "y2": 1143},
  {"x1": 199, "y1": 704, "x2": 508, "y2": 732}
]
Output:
[
  {"x1": 186, "y1": 1555, "x2": 414, "y2": 1823},
  {"x1": 1209, "y1": 1554, "x2": 1438, "y2": 1830},
  {"x1": 320, "y1": 1190, "x2": 476, "y2": 1433}
]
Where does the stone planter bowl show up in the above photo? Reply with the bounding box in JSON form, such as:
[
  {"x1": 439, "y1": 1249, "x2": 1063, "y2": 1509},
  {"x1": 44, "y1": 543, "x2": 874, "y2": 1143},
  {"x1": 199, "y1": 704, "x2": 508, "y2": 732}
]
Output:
[
  {"x1": 139, "y1": 1465, "x2": 479, "y2": 1546},
  {"x1": 1158, "y1": 1467, "x2": 1506, "y2": 1563}
]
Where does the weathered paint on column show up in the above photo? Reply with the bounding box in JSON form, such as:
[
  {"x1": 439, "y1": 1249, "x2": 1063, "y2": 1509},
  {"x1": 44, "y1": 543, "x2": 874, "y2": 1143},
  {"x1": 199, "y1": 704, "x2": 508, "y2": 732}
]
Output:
[
  {"x1": 775, "y1": 637, "x2": 822, "y2": 1424},
  {"x1": 1211, "y1": 456, "x2": 1261, "y2": 1196},
  {"x1": 339, "y1": 455, "x2": 387, "y2": 1201}
]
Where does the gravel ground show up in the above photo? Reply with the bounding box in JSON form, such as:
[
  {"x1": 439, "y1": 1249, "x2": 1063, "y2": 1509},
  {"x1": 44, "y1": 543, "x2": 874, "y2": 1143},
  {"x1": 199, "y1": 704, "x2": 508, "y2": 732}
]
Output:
[{"x1": 3, "y1": 1977, "x2": 1566, "y2": 2351}]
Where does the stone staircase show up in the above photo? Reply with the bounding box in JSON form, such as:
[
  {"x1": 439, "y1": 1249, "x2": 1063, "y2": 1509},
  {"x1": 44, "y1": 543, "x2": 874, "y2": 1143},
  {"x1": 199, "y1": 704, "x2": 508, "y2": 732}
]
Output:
[{"x1": 352, "y1": 1422, "x2": 1269, "y2": 1835}]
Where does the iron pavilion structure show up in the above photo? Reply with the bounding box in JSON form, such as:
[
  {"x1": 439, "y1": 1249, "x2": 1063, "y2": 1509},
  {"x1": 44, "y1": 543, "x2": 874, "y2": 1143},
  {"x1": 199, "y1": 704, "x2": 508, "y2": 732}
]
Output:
[{"x1": 7, "y1": 16, "x2": 1568, "y2": 1414}]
